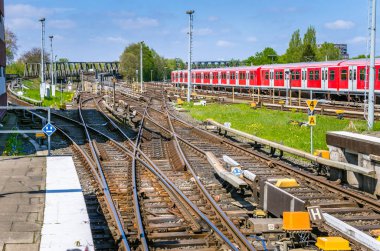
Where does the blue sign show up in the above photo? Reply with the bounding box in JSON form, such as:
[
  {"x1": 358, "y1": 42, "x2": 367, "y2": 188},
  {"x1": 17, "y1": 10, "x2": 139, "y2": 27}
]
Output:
[
  {"x1": 42, "y1": 123, "x2": 56, "y2": 136},
  {"x1": 231, "y1": 167, "x2": 242, "y2": 176}
]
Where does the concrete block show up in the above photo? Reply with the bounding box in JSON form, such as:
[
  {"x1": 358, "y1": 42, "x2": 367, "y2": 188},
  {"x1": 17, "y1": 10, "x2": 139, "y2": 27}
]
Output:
[
  {"x1": 5, "y1": 244, "x2": 39, "y2": 251},
  {"x1": 12, "y1": 222, "x2": 41, "y2": 232},
  {"x1": 0, "y1": 232, "x2": 34, "y2": 244},
  {"x1": 0, "y1": 213, "x2": 28, "y2": 222},
  {"x1": 18, "y1": 204, "x2": 43, "y2": 213}
]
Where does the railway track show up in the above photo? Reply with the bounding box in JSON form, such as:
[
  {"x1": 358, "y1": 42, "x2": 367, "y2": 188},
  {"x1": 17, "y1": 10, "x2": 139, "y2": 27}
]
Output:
[
  {"x1": 8, "y1": 88, "x2": 380, "y2": 250},
  {"x1": 161, "y1": 84, "x2": 380, "y2": 120},
  {"x1": 45, "y1": 94, "x2": 243, "y2": 250},
  {"x1": 112, "y1": 89, "x2": 380, "y2": 250}
]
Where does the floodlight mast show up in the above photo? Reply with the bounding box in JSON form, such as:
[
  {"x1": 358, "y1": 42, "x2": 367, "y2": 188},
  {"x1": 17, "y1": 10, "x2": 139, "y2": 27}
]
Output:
[
  {"x1": 186, "y1": 10, "x2": 194, "y2": 103},
  {"x1": 368, "y1": 0, "x2": 377, "y2": 130}
]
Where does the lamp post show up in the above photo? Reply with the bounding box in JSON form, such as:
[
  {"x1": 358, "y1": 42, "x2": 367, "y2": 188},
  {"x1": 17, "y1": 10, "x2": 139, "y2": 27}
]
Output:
[
  {"x1": 140, "y1": 41, "x2": 144, "y2": 93},
  {"x1": 368, "y1": 0, "x2": 377, "y2": 129},
  {"x1": 39, "y1": 18, "x2": 46, "y2": 99},
  {"x1": 186, "y1": 10, "x2": 195, "y2": 102},
  {"x1": 49, "y1": 35, "x2": 55, "y2": 97}
]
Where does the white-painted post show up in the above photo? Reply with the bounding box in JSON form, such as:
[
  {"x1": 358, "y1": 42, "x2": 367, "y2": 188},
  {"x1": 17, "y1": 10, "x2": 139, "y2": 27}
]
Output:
[{"x1": 368, "y1": 0, "x2": 377, "y2": 129}]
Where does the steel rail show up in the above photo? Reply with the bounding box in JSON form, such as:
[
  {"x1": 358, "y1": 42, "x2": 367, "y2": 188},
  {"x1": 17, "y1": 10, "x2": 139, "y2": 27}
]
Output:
[
  {"x1": 78, "y1": 97, "x2": 131, "y2": 251},
  {"x1": 48, "y1": 96, "x2": 238, "y2": 250},
  {"x1": 160, "y1": 98, "x2": 256, "y2": 251},
  {"x1": 94, "y1": 97, "x2": 240, "y2": 250}
]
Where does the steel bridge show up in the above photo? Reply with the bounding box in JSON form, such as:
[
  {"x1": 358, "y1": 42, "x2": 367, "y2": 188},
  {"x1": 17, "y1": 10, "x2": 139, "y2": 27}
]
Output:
[{"x1": 24, "y1": 61, "x2": 120, "y2": 79}]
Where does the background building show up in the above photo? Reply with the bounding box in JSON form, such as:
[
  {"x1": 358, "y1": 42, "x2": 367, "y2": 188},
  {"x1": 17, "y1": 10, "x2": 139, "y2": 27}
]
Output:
[
  {"x1": 317, "y1": 43, "x2": 349, "y2": 59},
  {"x1": 0, "y1": 0, "x2": 6, "y2": 119}
]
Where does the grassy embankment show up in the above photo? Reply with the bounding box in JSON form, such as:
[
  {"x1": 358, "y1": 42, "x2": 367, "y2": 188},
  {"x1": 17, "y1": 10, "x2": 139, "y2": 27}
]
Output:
[
  {"x1": 20, "y1": 79, "x2": 74, "y2": 107},
  {"x1": 182, "y1": 102, "x2": 380, "y2": 153}
]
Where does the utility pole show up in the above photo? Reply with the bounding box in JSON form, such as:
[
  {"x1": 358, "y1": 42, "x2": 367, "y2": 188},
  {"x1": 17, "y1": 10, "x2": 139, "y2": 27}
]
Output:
[
  {"x1": 39, "y1": 18, "x2": 46, "y2": 99},
  {"x1": 368, "y1": 0, "x2": 377, "y2": 130},
  {"x1": 140, "y1": 41, "x2": 144, "y2": 93},
  {"x1": 186, "y1": 10, "x2": 194, "y2": 103},
  {"x1": 49, "y1": 35, "x2": 55, "y2": 97}
]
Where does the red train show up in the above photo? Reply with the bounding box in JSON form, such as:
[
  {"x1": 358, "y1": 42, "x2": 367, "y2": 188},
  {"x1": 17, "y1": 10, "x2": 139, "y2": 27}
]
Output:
[{"x1": 171, "y1": 59, "x2": 380, "y2": 94}]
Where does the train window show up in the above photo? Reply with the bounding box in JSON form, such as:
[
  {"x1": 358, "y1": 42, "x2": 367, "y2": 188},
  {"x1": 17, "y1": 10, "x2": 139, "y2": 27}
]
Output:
[
  {"x1": 265, "y1": 72, "x2": 269, "y2": 80},
  {"x1": 314, "y1": 70, "x2": 319, "y2": 80},
  {"x1": 360, "y1": 69, "x2": 365, "y2": 81},
  {"x1": 279, "y1": 72, "x2": 283, "y2": 80},
  {"x1": 341, "y1": 70, "x2": 347, "y2": 80},
  {"x1": 246, "y1": 73, "x2": 249, "y2": 80},
  {"x1": 184, "y1": 73, "x2": 187, "y2": 79},
  {"x1": 309, "y1": 71, "x2": 314, "y2": 80},
  {"x1": 239, "y1": 72, "x2": 244, "y2": 79},
  {"x1": 236, "y1": 73, "x2": 238, "y2": 79},
  {"x1": 349, "y1": 70, "x2": 352, "y2": 80},
  {"x1": 250, "y1": 73, "x2": 254, "y2": 80},
  {"x1": 324, "y1": 70, "x2": 328, "y2": 81},
  {"x1": 302, "y1": 71, "x2": 305, "y2": 80},
  {"x1": 295, "y1": 71, "x2": 300, "y2": 80},
  {"x1": 378, "y1": 68, "x2": 380, "y2": 81},
  {"x1": 354, "y1": 69, "x2": 357, "y2": 80},
  {"x1": 329, "y1": 70, "x2": 335, "y2": 80}
]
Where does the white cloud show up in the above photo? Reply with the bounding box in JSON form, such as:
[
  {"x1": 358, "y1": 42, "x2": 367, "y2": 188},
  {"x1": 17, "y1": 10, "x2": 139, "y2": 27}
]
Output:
[
  {"x1": 347, "y1": 36, "x2": 367, "y2": 44},
  {"x1": 90, "y1": 36, "x2": 129, "y2": 44},
  {"x1": 105, "y1": 36, "x2": 129, "y2": 44},
  {"x1": 216, "y1": 40, "x2": 235, "y2": 47},
  {"x1": 7, "y1": 18, "x2": 39, "y2": 30},
  {"x1": 325, "y1": 20, "x2": 354, "y2": 30},
  {"x1": 7, "y1": 4, "x2": 50, "y2": 18},
  {"x1": 208, "y1": 16, "x2": 219, "y2": 22},
  {"x1": 116, "y1": 17, "x2": 159, "y2": 29},
  {"x1": 50, "y1": 20, "x2": 76, "y2": 29},
  {"x1": 247, "y1": 36, "x2": 258, "y2": 42}
]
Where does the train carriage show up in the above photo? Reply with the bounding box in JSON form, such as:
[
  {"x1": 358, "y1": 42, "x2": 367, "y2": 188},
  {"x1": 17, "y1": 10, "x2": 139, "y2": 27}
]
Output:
[{"x1": 172, "y1": 59, "x2": 380, "y2": 94}]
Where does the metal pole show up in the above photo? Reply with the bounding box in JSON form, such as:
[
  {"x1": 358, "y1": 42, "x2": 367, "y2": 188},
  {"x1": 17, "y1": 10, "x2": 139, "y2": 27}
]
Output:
[
  {"x1": 140, "y1": 41, "x2": 143, "y2": 93},
  {"x1": 310, "y1": 126, "x2": 313, "y2": 154},
  {"x1": 186, "y1": 10, "x2": 195, "y2": 103},
  {"x1": 48, "y1": 108, "x2": 51, "y2": 156},
  {"x1": 151, "y1": 69, "x2": 153, "y2": 82},
  {"x1": 113, "y1": 78, "x2": 116, "y2": 110},
  {"x1": 49, "y1": 36, "x2": 54, "y2": 97},
  {"x1": 368, "y1": 0, "x2": 377, "y2": 129},
  {"x1": 39, "y1": 18, "x2": 46, "y2": 99},
  {"x1": 81, "y1": 70, "x2": 84, "y2": 91}
]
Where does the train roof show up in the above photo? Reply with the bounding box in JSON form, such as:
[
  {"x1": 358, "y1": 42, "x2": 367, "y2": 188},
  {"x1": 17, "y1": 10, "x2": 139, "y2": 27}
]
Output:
[{"x1": 172, "y1": 58, "x2": 380, "y2": 72}]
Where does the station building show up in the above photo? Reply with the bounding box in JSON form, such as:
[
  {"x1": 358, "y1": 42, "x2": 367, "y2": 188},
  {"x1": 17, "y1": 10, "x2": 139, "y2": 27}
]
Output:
[{"x1": 0, "y1": 0, "x2": 6, "y2": 118}]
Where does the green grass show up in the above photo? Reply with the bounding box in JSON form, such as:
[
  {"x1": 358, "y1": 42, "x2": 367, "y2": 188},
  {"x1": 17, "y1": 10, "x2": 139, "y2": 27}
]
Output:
[
  {"x1": 19, "y1": 79, "x2": 74, "y2": 107},
  {"x1": 182, "y1": 103, "x2": 380, "y2": 153}
]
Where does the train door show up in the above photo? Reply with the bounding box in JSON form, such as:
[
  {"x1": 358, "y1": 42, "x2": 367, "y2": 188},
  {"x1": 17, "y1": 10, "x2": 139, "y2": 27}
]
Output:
[
  {"x1": 270, "y1": 69, "x2": 274, "y2": 87},
  {"x1": 201, "y1": 72, "x2": 204, "y2": 84},
  {"x1": 218, "y1": 72, "x2": 221, "y2": 85},
  {"x1": 226, "y1": 71, "x2": 230, "y2": 85},
  {"x1": 321, "y1": 67, "x2": 328, "y2": 90},
  {"x1": 246, "y1": 71, "x2": 249, "y2": 86},
  {"x1": 301, "y1": 68, "x2": 307, "y2": 89},
  {"x1": 284, "y1": 68, "x2": 290, "y2": 89},
  {"x1": 349, "y1": 65, "x2": 357, "y2": 91}
]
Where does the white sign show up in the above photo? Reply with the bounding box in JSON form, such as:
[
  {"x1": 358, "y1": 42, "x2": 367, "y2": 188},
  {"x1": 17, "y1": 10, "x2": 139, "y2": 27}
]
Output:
[{"x1": 224, "y1": 122, "x2": 231, "y2": 128}]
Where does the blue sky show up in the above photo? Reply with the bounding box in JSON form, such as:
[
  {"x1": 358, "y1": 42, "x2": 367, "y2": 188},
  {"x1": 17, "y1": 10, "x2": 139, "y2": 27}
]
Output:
[{"x1": 5, "y1": 0, "x2": 376, "y2": 62}]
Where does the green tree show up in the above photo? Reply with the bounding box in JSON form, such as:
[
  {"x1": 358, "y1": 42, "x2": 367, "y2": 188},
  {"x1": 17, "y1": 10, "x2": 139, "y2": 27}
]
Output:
[
  {"x1": 5, "y1": 28, "x2": 18, "y2": 64},
  {"x1": 58, "y1": 58, "x2": 69, "y2": 62},
  {"x1": 5, "y1": 61, "x2": 24, "y2": 76},
  {"x1": 351, "y1": 54, "x2": 367, "y2": 59},
  {"x1": 284, "y1": 29, "x2": 303, "y2": 63},
  {"x1": 245, "y1": 47, "x2": 278, "y2": 65},
  {"x1": 302, "y1": 44, "x2": 316, "y2": 61},
  {"x1": 302, "y1": 26, "x2": 317, "y2": 61},
  {"x1": 19, "y1": 47, "x2": 50, "y2": 64},
  {"x1": 317, "y1": 42, "x2": 341, "y2": 61}
]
